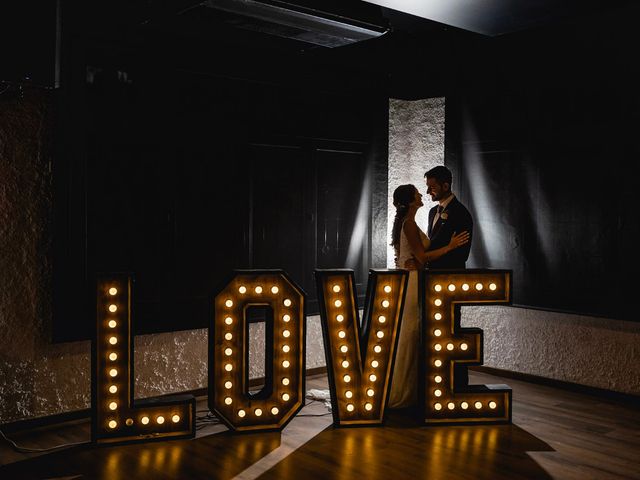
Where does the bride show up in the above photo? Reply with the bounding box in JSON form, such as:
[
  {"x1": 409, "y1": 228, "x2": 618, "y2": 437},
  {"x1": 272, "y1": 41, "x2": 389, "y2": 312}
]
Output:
[{"x1": 388, "y1": 184, "x2": 469, "y2": 408}]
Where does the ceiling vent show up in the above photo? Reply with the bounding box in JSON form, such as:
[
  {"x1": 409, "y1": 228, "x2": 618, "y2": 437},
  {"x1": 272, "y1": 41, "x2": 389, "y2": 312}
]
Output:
[{"x1": 204, "y1": 0, "x2": 388, "y2": 47}]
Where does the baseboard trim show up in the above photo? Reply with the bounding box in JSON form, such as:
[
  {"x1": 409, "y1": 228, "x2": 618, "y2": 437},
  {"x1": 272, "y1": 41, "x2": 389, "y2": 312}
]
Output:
[
  {"x1": 1, "y1": 367, "x2": 329, "y2": 434},
  {"x1": 470, "y1": 366, "x2": 640, "y2": 405}
]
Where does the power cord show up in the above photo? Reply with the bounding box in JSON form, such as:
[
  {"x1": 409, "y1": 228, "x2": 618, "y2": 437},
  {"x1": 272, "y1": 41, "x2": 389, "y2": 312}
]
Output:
[{"x1": 0, "y1": 428, "x2": 89, "y2": 454}]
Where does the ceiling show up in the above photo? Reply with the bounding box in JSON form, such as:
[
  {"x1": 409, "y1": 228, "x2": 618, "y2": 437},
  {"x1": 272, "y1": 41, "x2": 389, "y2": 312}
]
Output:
[{"x1": 363, "y1": 0, "x2": 629, "y2": 37}]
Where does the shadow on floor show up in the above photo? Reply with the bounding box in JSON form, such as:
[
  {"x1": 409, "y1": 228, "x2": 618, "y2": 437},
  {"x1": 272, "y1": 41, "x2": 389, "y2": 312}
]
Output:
[{"x1": 257, "y1": 410, "x2": 555, "y2": 480}]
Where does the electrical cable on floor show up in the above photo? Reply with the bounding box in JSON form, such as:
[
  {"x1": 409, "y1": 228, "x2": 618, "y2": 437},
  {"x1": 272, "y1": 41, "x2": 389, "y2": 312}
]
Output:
[
  {"x1": 195, "y1": 410, "x2": 222, "y2": 431},
  {"x1": 0, "y1": 428, "x2": 89, "y2": 454}
]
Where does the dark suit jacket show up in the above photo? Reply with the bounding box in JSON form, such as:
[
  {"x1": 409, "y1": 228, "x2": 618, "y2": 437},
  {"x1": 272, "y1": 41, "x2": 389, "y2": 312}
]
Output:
[{"x1": 427, "y1": 196, "x2": 473, "y2": 269}]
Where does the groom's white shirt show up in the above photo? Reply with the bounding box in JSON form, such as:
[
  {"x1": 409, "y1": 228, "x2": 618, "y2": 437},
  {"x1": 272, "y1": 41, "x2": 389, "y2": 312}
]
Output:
[{"x1": 431, "y1": 193, "x2": 455, "y2": 230}]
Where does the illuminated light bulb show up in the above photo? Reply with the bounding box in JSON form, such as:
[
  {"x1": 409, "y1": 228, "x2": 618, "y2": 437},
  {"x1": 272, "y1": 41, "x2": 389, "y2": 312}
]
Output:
[
  {"x1": 378, "y1": 315, "x2": 386, "y2": 323},
  {"x1": 332, "y1": 285, "x2": 341, "y2": 293},
  {"x1": 336, "y1": 314, "x2": 344, "y2": 322},
  {"x1": 434, "y1": 313, "x2": 442, "y2": 321},
  {"x1": 225, "y1": 347, "x2": 233, "y2": 356},
  {"x1": 448, "y1": 284, "x2": 456, "y2": 292},
  {"x1": 271, "y1": 286, "x2": 279, "y2": 294},
  {"x1": 284, "y1": 299, "x2": 292, "y2": 307},
  {"x1": 384, "y1": 285, "x2": 392, "y2": 293},
  {"x1": 366, "y1": 388, "x2": 375, "y2": 397},
  {"x1": 109, "y1": 352, "x2": 118, "y2": 361},
  {"x1": 338, "y1": 330, "x2": 346, "y2": 338},
  {"x1": 373, "y1": 345, "x2": 382, "y2": 353},
  {"x1": 343, "y1": 375, "x2": 351, "y2": 383},
  {"x1": 340, "y1": 345, "x2": 348, "y2": 353},
  {"x1": 475, "y1": 401, "x2": 483, "y2": 409},
  {"x1": 371, "y1": 360, "x2": 379, "y2": 368},
  {"x1": 126, "y1": 418, "x2": 134, "y2": 426},
  {"x1": 346, "y1": 404, "x2": 355, "y2": 412},
  {"x1": 109, "y1": 402, "x2": 118, "y2": 410},
  {"x1": 109, "y1": 368, "x2": 118, "y2": 377},
  {"x1": 238, "y1": 286, "x2": 247, "y2": 294},
  {"x1": 434, "y1": 299, "x2": 442, "y2": 306},
  {"x1": 434, "y1": 344, "x2": 442, "y2": 351},
  {"x1": 460, "y1": 343, "x2": 468, "y2": 351},
  {"x1": 282, "y1": 360, "x2": 290, "y2": 368},
  {"x1": 283, "y1": 314, "x2": 291, "y2": 322},
  {"x1": 225, "y1": 332, "x2": 233, "y2": 341},
  {"x1": 255, "y1": 286, "x2": 263, "y2": 294},
  {"x1": 255, "y1": 408, "x2": 263, "y2": 417},
  {"x1": 434, "y1": 359, "x2": 442, "y2": 367},
  {"x1": 224, "y1": 316, "x2": 233, "y2": 325},
  {"x1": 461, "y1": 402, "x2": 469, "y2": 410},
  {"x1": 108, "y1": 304, "x2": 117, "y2": 313},
  {"x1": 376, "y1": 330, "x2": 384, "y2": 339},
  {"x1": 225, "y1": 299, "x2": 233, "y2": 307},
  {"x1": 345, "y1": 390, "x2": 353, "y2": 399},
  {"x1": 334, "y1": 299, "x2": 342, "y2": 307},
  {"x1": 282, "y1": 393, "x2": 290, "y2": 401},
  {"x1": 108, "y1": 287, "x2": 118, "y2": 296},
  {"x1": 156, "y1": 416, "x2": 165, "y2": 425},
  {"x1": 109, "y1": 337, "x2": 117, "y2": 345},
  {"x1": 283, "y1": 329, "x2": 291, "y2": 338},
  {"x1": 172, "y1": 415, "x2": 180, "y2": 423},
  {"x1": 434, "y1": 389, "x2": 442, "y2": 397},
  {"x1": 489, "y1": 401, "x2": 497, "y2": 409},
  {"x1": 434, "y1": 329, "x2": 442, "y2": 337},
  {"x1": 434, "y1": 403, "x2": 442, "y2": 411},
  {"x1": 369, "y1": 374, "x2": 377, "y2": 382},
  {"x1": 365, "y1": 403, "x2": 373, "y2": 411},
  {"x1": 381, "y1": 300, "x2": 390, "y2": 308},
  {"x1": 141, "y1": 416, "x2": 150, "y2": 425},
  {"x1": 462, "y1": 283, "x2": 470, "y2": 291},
  {"x1": 341, "y1": 360, "x2": 349, "y2": 368},
  {"x1": 271, "y1": 407, "x2": 279, "y2": 415},
  {"x1": 238, "y1": 409, "x2": 246, "y2": 418},
  {"x1": 109, "y1": 385, "x2": 118, "y2": 394},
  {"x1": 447, "y1": 343, "x2": 454, "y2": 351},
  {"x1": 475, "y1": 283, "x2": 483, "y2": 291},
  {"x1": 434, "y1": 375, "x2": 442, "y2": 383},
  {"x1": 225, "y1": 363, "x2": 233, "y2": 372},
  {"x1": 489, "y1": 283, "x2": 497, "y2": 291},
  {"x1": 282, "y1": 345, "x2": 290, "y2": 353},
  {"x1": 108, "y1": 320, "x2": 117, "y2": 328},
  {"x1": 282, "y1": 377, "x2": 290, "y2": 386},
  {"x1": 225, "y1": 397, "x2": 233, "y2": 405},
  {"x1": 447, "y1": 402, "x2": 455, "y2": 410},
  {"x1": 224, "y1": 381, "x2": 233, "y2": 389},
  {"x1": 435, "y1": 284, "x2": 442, "y2": 292},
  {"x1": 108, "y1": 420, "x2": 117, "y2": 429}
]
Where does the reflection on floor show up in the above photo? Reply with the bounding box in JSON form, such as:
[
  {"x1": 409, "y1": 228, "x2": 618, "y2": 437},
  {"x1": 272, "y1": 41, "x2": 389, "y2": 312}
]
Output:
[{"x1": 1, "y1": 371, "x2": 639, "y2": 480}]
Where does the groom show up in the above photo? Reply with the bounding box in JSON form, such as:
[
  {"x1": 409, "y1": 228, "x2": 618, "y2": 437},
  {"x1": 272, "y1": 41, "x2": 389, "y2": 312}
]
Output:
[
  {"x1": 424, "y1": 165, "x2": 473, "y2": 389},
  {"x1": 424, "y1": 165, "x2": 473, "y2": 269}
]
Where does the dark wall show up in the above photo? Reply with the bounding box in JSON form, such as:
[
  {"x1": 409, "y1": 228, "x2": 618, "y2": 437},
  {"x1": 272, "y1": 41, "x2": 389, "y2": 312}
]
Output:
[
  {"x1": 446, "y1": 4, "x2": 640, "y2": 320},
  {"x1": 52, "y1": 4, "x2": 389, "y2": 341}
]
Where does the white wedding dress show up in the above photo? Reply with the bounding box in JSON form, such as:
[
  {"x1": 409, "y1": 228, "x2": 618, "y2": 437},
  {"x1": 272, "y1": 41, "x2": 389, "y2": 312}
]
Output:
[
  {"x1": 306, "y1": 221, "x2": 429, "y2": 411},
  {"x1": 388, "y1": 222, "x2": 430, "y2": 408}
]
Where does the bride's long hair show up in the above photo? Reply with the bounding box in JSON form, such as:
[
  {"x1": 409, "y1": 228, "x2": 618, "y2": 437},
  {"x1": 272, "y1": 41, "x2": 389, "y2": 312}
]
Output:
[{"x1": 390, "y1": 184, "x2": 417, "y2": 250}]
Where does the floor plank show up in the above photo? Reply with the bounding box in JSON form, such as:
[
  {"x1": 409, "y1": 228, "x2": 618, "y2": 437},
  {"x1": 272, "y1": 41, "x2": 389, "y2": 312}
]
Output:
[{"x1": 0, "y1": 372, "x2": 638, "y2": 480}]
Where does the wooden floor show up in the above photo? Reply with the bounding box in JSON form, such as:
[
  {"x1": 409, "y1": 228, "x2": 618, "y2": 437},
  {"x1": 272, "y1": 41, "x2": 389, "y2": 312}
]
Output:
[{"x1": 1, "y1": 371, "x2": 639, "y2": 480}]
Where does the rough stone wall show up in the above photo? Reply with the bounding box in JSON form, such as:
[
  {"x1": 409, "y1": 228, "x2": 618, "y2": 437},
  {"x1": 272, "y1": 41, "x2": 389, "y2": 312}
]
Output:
[
  {"x1": 387, "y1": 98, "x2": 445, "y2": 267},
  {"x1": 0, "y1": 89, "x2": 326, "y2": 424},
  {"x1": 389, "y1": 97, "x2": 640, "y2": 395}
]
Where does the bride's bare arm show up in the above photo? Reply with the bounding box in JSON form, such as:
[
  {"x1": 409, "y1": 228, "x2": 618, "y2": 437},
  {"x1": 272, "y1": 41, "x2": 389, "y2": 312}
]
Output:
[{"x1": 403, "y1": 221, "x2": 470, "y2": 265}]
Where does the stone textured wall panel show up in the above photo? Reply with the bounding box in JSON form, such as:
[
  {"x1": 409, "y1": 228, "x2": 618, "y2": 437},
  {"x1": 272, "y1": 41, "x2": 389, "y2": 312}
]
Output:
[{"x1": 388, "y1": 98, "x2": 445, "y2": 267}]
